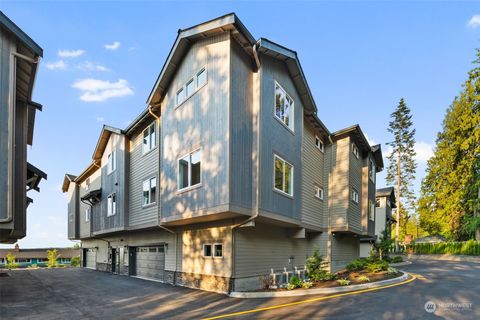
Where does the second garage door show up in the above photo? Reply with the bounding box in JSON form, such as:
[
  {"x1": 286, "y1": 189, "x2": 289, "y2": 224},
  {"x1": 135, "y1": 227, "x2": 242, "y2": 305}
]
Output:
[
  {"x1": 85, "y1": 248, "x2": 96, "y2": 269},
  {"x1": 135, "y1": 246, "x2": 165, "y2": 280}
]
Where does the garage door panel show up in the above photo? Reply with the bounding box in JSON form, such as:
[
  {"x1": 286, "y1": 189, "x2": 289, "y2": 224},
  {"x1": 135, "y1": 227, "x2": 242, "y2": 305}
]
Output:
[
  {"x1": 86, "y1": 250, "x2": 96, "y2": 269},
  {"x1": 135, "y1": 246, "x2": 165, "y2": 280}
]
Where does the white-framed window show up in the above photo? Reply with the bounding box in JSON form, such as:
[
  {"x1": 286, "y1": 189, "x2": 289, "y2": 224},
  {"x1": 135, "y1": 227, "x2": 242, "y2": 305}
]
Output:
[
  {"x1": 315, "y1": 136, "x2": 324, "y2": 152},
  {"x1": 352, "y1": 143, "x2": 359, "y2": 159},
  {"x1": 178, "y1": 149, "x2": 202, "y2": 190},
  {"x1": 85, "y1": 207, "x2": 90, "y2": 222},
  {"x1": 37, "y1": 258, "x2": 48, "y2": 263},
  {"x1": 274, "y1": 154, "x2": 293, "y2": 196},
  {"x1": 369, "y1": 158, "x2": 376, "y2": 182},
  {"x1": 202, "y1": 243, "x2": 223, "y2": 258},
  {"x1": 16, "y1": 258, "x2": 31, "y2": 263},
  {"x1": 376, "y1": 198, "x2": 381, "y2": 207},
  {"x1": 142, "y1": 123, "x2": 156, "y2": 154},
  {"x1": 386, "y1": 198, "x2": 391, "y2": 208},
  {"x1": 143, "y1": 177, "x2": 157, "y2": 206},
  {"x1": 176, "y1": 67, "x2": 208, "y2": 107},
  {"x1": 85, "y1": 178, "x2": 90, "y2": 191},
  {"x1": 107, "y1": 150, "x2": 116, "y2": 174},
  {"x1": 368, "y1": 200, "x2": 375, "y2": 221},
  {"x1": 351, "y1": 188, "x2": 359, "y2": 204},
  {"x1": 315, "y1": 185, "x2": 324, "y2": 200},
  {"x1": 203, "y1": 244, "x2": 212, "y2": 257},
  {"x1": 107, "y1": 193, "x2": 116, "y2": 216},
  {"x1": 274, "y1": 82, "x2": 294, "y2": 132}
]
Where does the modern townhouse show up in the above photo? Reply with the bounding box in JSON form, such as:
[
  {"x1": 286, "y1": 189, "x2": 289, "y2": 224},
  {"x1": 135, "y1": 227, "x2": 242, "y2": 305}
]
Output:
[
  {"x1": 360, "y1": 187, "x2": 396, "y2": 258},
  {"x1": 63, "y1": 13, "x2": 383, "y2": 293},
  {"x1": 0, "y1": 11, "x2": 46, "y2": 243}
]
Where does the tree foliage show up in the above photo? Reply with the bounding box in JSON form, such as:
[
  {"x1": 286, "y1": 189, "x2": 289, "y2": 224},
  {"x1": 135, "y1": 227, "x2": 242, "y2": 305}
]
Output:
[
  {"x1": 386, "y1": 98, "x2": 417, "y2": 245},
  {"x1": 419, "y1": 50, "x2": 480, "y2": 240},
  {"x1": 6, "y1": 253, "x2": 18, "y2": 270},
  {"x1": 47, "y1": 249, "x2": 59, "y2": 268}
]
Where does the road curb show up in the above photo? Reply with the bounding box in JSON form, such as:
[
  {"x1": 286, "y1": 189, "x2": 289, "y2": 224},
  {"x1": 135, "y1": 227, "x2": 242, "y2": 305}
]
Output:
[
  {"x1": 229, "y1": 272, "x2": 411, "y2": 298},
  {"x1": 407, "y1": 254, "x2": 480, "y2": 263}
]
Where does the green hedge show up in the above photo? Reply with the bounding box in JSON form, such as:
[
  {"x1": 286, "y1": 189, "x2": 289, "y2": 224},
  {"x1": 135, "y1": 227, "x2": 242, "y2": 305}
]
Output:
[{"x1": 411, "y1": 240, "x2": 480, "y2": 256}]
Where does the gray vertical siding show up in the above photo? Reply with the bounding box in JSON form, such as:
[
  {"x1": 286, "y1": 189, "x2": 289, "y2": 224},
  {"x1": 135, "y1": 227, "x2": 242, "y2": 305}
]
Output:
[
  {"x1": 128, "y1": 122, "x2": 159, "y2": 227},
  {"x1": 348, "y1": 141, "x2": 362, "y2": 233},
  {"x1": 67, "y1": 183, "x2": 79, "y2": 239},
  {"x1": 78, "y1": 170, "x2": 100, "y2": 238},
  {"x1": 258, "y1": 55, "x2": 303, "y2": 220},
  {"x1": 301, "y1": 122, "x2": 325, "y2": 227},
  {"x1": 92, "y1": 133, "x2": 127, "y2": 233},
  {"x1": 0, "y1": 31, "x2": 14, "y2": 223},
  {"x1": 229, "y1": 38, "x2": 254, "y2": 211},
  {"x1": 160, "y1": 32, "x2": 231, "y2": 218},
  {"x1": 12, "y1": 99, "x2": 27, "y2": 238}
]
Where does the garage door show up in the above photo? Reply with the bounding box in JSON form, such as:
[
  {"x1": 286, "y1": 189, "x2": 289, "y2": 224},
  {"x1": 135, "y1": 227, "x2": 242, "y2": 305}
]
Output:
[
  {"x1": 135, "y1": 246, "x2": 165, "y2": 280},
  {"x1": 85, "y1": 249, "x2": 96, "y2": 269}
]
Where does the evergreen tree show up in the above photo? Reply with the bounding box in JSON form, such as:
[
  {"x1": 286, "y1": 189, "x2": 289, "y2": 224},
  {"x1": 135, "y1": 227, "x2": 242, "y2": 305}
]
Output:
[
  {"x1": 419, "y1": 50, "x2": 480, "y2": 240},
  {"x1": 386, "y1": 98, "x2": 417, "y2": 250}
]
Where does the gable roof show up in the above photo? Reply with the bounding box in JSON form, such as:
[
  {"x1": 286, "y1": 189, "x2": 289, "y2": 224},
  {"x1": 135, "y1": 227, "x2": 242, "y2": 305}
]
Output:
[
  {"x1": 376, "y1": 187, "x2": 396, "y2": 208},
  {"x1": 61, "y1": 174, "x2": 77, "y2": 193},
  {"x1": 92, "y1": 125, "x2": 123, "y2": 161},
  {"x1": 0, "y1": 11, "x2": 43, "y2": 57},
  {"x1": 147, "y1": 13, "x2": 255, "y2": 107}
]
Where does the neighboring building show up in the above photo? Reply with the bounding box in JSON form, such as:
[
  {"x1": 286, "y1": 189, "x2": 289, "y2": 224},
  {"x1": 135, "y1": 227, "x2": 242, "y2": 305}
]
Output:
[
  {"x1": 0, "y1": 244, "x2": 80, "y2": 267},
  {"x1": 63, "y1": 13, "x2": 383, "y2": 293},
  {"x1": 0, "y1": 11, "x2": 46, "y2": 243},
  {"x1": 414, "y1": 235, "x2": 447, "y2": 244},
  {"x1": 360, "y1": 187, "x2": 396, "y2": 258}
]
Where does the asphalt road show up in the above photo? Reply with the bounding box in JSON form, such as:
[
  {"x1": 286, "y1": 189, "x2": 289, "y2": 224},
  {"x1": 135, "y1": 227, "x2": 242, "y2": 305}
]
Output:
[{"x1": 0, "y1": 260, "x2": 478, "y2": 319}]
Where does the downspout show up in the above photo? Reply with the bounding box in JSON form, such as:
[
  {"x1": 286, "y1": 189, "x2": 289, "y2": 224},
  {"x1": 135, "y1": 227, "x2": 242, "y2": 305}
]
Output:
[
  {"x1": 12, "y1": 52, "x2": 39, "y2": 64},
  {"x1": 229, "y1": 43, "x2": 262, "y2": 293}
]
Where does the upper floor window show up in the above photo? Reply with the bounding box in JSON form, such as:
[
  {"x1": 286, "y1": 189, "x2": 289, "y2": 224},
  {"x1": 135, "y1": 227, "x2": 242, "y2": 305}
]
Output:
[
  {"x1": 142, "y1": 123, "x2": 156, "y2": 154},
  {"x1": 368, "y1": 200, "x2": 375, "y2": 221},
  {"x1": 176, "y1": 67, "x2": 208, "y2": 107},
  {"x1": 315, "y1": 185, "x2": 324, "y2": 200},
  {"x1": 178, "y1": 149, "x2": 201, "y2": 190},
  {"x1": 203, "y1": 243, "x2": 223, "y2": 258},
  {"x1": 85, "y1": 178, "x2": 90, "y2": 191},
  {"x1": 85, "y1": 207, "x2": 90, "y2": 222},
  {"x1": 351, "y1": 188, "x2": 359, "y2": 204},
  {"x1": 143, "y1": 177, "x2": 157, "y2": 206},
  {"x1": 274, "y1": 154, "x2": 293, "y2": 196},
  {"x1": 376, "y1": 198, "x2": 381, "y2": 207},
  {"x1": 107, "y1": 193, "x2": 116, "y2": 216},
  {"x1": 369, "y1": 158, "x2": 376, "y2": 182},
  {"x1": 315, "y1": 136, "x2": 324, "y2": 152},
  {"x1": 107, "y1": 150, "x2": 116, "y2": 174},
  {"x1": 352, "y1": 143, "x2": 359, "y2": 159},
  {"x1": 274, "y1": 82, "x2": 294, "y2": 132}
]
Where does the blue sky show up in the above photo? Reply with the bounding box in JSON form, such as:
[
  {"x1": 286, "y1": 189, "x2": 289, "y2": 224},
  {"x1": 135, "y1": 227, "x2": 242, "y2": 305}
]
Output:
[{"x1": 1, "y1": 1, "x2": 479, "y2": 248}]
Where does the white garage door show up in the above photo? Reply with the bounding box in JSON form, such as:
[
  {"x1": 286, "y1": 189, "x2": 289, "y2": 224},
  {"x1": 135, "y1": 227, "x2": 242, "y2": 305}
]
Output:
[
  {"x1": 135, "y1": 246, "x2": 165, "y2": 280},
  {"x1": 85, "y1": 249, "x2": 96, "y2": 269}
]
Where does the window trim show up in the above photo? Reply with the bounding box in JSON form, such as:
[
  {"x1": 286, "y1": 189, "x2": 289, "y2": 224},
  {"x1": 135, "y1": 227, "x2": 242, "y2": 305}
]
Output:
[
  {"x1": 369, "y1": 158, "x2": 376, "y2": 182},
  {"x1": 273, "y1": 154, "x2": 294, "y2": 198},
  {"x1": 352, "y1": 143, "x2": 359, "y2": 159},
  {"x1": 85, "y1": 207, "x2": 90, "y2": 222},
  {"x1": 314, "y1": 185, "x2": 324, "y2": 200},
  {"x1": 202, "y1": 244, "x2": 212, "y2": 257},
  {"x1": 142, "y1": 176, "x2": 157, "y2": 207},
  {"x1": 202, "y1": 243, "x2": 223, "y2": 258},
  {"x1": 177, "y1": 148, "x2": 202, "y2": 192},
  {"x1": 142, "y1": 122, "x2": 157, "y2": 156},
  {"x1": 273, "y1": 81, "x2": 295, "y2": 133},
  {"x1": 107, "y1": 193, "x2": 117, "y2": 217},
  {"x1": 351, "y1": 188, "x2": 359, "y2": 204},
  {"x1": 175, "y1": 66, "x2": 208, "y2": 108},
  {"x1": 368, "y1": 200, "x2": 375, "y2": 221},
  {"x1": 107, "y1": 150, "x2": 117, "y2": 174},
  {"x1": 315, "y1": 136, "x2": 324, "y2": 152},
  {"x1": 213, "y1": 243, "x2": 223, "y2": 258}
]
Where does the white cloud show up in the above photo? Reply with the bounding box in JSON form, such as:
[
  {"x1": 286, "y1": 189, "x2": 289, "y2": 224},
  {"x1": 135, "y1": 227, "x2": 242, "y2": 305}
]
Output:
[
  {"x1": 104, "y1": 41, "x2": 121, "y2": 51},
  {"x1": 468, "y1": 15, "x2": 480, "y2": 28},
  {"x1": 72, "y1": 78, "x2": 134, "y2": 102},
  {"x1": 415, "y1": 141, "x2": 434, "y2": 163},
  {"x1": 45, "y1": 60, "x2": 67, "y2": 70},
  {"x1": 58, "y1": 49, "x2": 85, "y2": 58},
  {"x1": 77, "y1": 61, "x2": 109, "y2": 72}
]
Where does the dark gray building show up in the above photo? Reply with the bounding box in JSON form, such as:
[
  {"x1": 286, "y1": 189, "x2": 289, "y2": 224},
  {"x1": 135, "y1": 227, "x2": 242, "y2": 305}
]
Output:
[{"x1": 0, "y1": 11, "x2": 46, "y2": 243}]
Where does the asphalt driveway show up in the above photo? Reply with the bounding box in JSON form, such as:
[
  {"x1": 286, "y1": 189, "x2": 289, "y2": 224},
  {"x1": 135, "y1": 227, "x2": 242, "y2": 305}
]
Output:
[{"x1": 0, "y1": 260, "x2": 479, "y2": 319}]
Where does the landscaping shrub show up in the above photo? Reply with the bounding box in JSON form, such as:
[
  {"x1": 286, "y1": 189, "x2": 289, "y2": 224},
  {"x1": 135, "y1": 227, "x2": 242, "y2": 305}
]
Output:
[
  {"x1": 357, "y1": 275, "x2": 370, "y2": 283},
  {"x1": 316, "y1": 272, "x2": 337, "y2": 281},
  {"x1": 286, "y1": 283, "x2": 296, "y2": 290},
  {"x1": 337, "y1": 278, "x2": 351, "y2": 286},
  {"x1": 412, "y1": 240, "x2": 480, "y2": 256},
  {"x1": 6, "y1": 253, "x2": 18, "y2": 270},
  {"x1": 302, "y1": 281, "x2": 314, "y2": 289},
  {"x1": 365, "y1": 260, "x2": 389, "y2": 273},
  {"x1": 391, "y1": 256, "x2": 403, "y2": 263},
  {"x1": 387, "y1": 267, "x2": 398, "y2": 275},
  {"x1": 289, "y1": 276, "x2": 303, "y2": 288},
  {"x1": 47, "y1": 249, "x2": 59, "y2": 268},
  {"x1": 345, "y1": 258, "x2": 368, "y2": 272},
  {"x1": 70, "y1": 256, "x2": 80, "y2": 267}
]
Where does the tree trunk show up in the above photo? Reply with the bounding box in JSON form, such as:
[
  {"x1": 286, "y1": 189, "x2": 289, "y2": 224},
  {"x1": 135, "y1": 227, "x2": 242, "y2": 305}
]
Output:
[{"x1": 395, "y1": 152, "x2": 401, "y2": 252}]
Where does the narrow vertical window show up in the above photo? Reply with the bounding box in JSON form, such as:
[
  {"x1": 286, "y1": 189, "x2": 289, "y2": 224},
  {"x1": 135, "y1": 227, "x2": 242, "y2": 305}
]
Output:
[
  {"x1": 352, "y1": 143, "x2": 359, "y2": 159},
  {"x1": 369, "y1": 200, "x2": 375, "y2": 221},
  {"x1": 369, "y1": 158, "x2": 376, "y2": 182},
  {"x1": 273, "y1": 155, "x2": 294, "y2": 196},
  {"x1": 196, "y1": 68, "x2": 207, "y2": 87},
  {"x1": 178, "y1": 149, "x2": 202, "y2": 190},
  {"x1": 186, "y1": 79, "x2": 195, "y2": 97},
  {"x1": 274, "y1": 82, "x2": 294, "y2": 131},
  {"x1": 315, "y1": 185, "x2": 324, "y2": 200},
  {"x1": 108, "y1": 151, "x2": 116, "y2": 174},
  {"x1": 315, "y1": 136, "x2": 324, "y2": 152},
  {"x1": 107, "y1": 193, "x2": 116, "y2": 216},
  {"x1": 85, "y1": 207, "x2": 90, "y2": 222},
  {"x1": 143, "y1": 177, "x2": 157, "y2": 206},
  {"x1": 351, "y1": 188, "x2": 359, "y2": 204},
  {"x1": 176, "y1": 88, "x2": 185, "y2": 105},
  {"x1": 142, "y1": 123, "x2": 156, "y2": 154}
]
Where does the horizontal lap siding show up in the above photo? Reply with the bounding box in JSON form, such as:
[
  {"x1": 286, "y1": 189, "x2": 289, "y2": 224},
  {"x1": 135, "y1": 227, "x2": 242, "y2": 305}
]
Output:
[
  {"x1": 301, "y1": 122, "x2": 324, "y2": 227},
  {"x1": 329, "y1": 139, "x2": 349, "y2": 229},
  {"x1": 331, "y1": 234, "x2": 359, "y2": 270},
  {"x1": 234, "y1": 223, "x2": 308, "y2": 278},
  {"x1": 128, "y1": 126, "x2": 159, "y2": 227}
]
